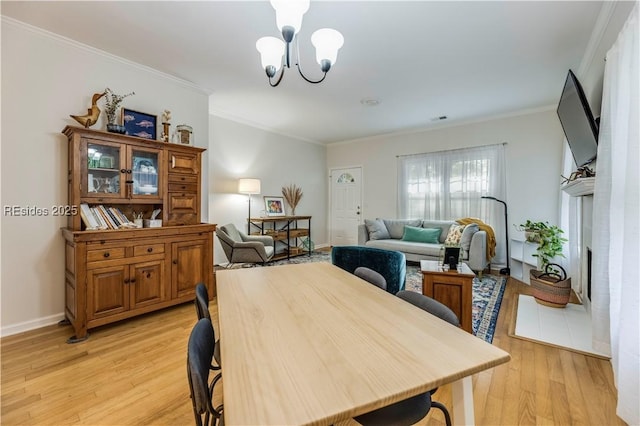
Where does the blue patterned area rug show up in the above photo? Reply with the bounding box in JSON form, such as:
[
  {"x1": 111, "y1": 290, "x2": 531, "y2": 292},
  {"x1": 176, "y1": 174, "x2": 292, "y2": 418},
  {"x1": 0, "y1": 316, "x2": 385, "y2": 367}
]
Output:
[
  {"x1": 228, "y1": 251, "x2": 506, "y2": 343},
  {"x1": 404, "y1": 266, "x2": 506, "y2": 344}
]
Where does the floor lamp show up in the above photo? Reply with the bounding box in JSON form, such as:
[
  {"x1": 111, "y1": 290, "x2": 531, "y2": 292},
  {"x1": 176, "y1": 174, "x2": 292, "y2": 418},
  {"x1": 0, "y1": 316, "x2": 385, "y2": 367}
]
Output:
[
  {"x1": 481, "y1": 196, "x2": 510, "y2": 275},
  {"x1": 238, "y1": 178, "x2": 261, "y2": 234}
]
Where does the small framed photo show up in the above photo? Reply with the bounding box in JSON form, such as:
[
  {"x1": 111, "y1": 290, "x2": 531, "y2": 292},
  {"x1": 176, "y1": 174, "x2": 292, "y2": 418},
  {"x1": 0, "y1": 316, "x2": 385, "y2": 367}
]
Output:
[
  {"x1": 264, "y1": 196, "x2": 286, "y2": 217},
  {"x1": 122, "y1": 108, "x2": 157, "y2": 140},
  {"x1": 443, "y1": 246, "x2": 461, "y2": 269},
  {"x1": 175, "y1": 124, "x2": 194, "y2": 146}
]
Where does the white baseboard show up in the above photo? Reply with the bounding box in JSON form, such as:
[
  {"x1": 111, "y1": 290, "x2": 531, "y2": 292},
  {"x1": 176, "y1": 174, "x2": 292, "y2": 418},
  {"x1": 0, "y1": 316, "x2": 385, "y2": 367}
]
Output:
[{"x1": 1, "y1": 313, "x2": 66, "y2": 338}]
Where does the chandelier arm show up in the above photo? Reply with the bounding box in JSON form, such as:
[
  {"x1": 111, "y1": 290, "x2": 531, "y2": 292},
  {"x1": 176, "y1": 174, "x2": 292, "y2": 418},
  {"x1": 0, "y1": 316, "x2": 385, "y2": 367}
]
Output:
[
  {"x1": 268, "y1": 67, "x2": 286, "y2": 87},
  {"x1": 293, "y1": 37, "x2": 327, "y2": 84},
  {"x1": 296, "y1": 65, "x2": 327, "y2": 84}
]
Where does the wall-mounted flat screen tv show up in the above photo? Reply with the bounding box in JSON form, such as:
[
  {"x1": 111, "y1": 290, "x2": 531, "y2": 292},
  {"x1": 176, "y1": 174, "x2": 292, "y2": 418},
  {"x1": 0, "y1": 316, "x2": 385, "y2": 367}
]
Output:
[{"x1": 556, "y1": 70, "x2": 599, "y2": 167}]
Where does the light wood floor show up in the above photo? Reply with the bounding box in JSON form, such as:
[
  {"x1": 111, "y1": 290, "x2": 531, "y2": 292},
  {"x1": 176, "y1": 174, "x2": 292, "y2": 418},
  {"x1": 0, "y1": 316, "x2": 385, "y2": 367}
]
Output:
[{"x1": 1, "y1": 277, "x2": 625, "y2": 425}]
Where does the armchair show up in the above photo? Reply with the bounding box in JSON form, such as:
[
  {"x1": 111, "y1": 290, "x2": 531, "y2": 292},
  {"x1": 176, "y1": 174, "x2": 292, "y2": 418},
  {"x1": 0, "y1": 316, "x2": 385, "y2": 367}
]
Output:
[{"x1": 217, "y1": 223, "x2": 274, "y2": 267}]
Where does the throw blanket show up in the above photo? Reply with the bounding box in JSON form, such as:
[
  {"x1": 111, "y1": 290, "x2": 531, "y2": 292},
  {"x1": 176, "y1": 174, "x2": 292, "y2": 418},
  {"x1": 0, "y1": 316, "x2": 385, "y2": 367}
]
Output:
[{"x1": 457, "y1": 217, "x2": 496, "y2": 260}]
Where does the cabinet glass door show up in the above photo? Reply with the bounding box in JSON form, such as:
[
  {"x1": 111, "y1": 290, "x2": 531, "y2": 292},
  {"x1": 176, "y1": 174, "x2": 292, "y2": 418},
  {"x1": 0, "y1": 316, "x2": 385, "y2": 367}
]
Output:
[
  {"x1": 87, "y1": 142, "x2": 122, "y2": 195},
  {"x1": 131, "y1": 149, "x2": 160, "y2": 197}
]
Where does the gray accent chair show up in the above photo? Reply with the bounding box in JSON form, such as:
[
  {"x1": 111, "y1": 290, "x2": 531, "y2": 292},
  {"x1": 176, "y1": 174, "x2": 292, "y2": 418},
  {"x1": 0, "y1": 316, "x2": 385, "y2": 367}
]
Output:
[
  {"x1": 354, "y1": 267, "x2": 387, "y2": 291},
  {"x1": 217, "y1": 223, "x2": 274, "y2": 267}
]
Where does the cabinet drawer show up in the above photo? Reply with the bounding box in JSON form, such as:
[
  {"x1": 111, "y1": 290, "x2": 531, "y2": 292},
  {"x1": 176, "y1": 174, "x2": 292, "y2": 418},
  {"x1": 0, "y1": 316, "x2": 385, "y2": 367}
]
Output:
[
  {"x1": 168, "y1": 182, "x2": 198, "y2": 192},
  {"x1": 168, "y1": 192, "x2": 198, "y2": 214},
  {"x1": 167, "y1": 213, "x2": 198, "y2": 226},
  {"x1": 168, "y1": 174, "x2": 197, "y2": 185},
  {"x1": 168, "y1": 152, "x2": 199, "y2": 175},
  {"x1": 133, "y1": 243, "x2": 165, "y2": 257},
  {"x1": 290, "y1": 229, "x2": 309, "y2": 238},
  {"x1": 87, "y1": 247, "x2": 126, "y2": 262}
]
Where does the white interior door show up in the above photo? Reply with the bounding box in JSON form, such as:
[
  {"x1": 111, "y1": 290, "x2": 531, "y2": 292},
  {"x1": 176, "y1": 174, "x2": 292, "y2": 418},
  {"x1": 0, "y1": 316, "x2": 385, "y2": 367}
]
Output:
[{"x1": 330, "y1": 167, "x2": 362, "y2": 246}]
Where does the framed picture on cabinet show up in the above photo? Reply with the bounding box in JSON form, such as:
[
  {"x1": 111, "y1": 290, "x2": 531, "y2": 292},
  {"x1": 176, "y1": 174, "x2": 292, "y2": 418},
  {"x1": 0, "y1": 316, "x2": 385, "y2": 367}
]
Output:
[
  {"x1": 264, "y1": 196, "x2": 286, "y2": 217},
  {"x1": 175, "y1": 124, "x2": 194, "y2": 146},
  {"x1": 122, "y1": 108, "x2": 157, "y2": 140},
  {"x1": 442, "y1": 246, "x2": 461, "y2": 269}
]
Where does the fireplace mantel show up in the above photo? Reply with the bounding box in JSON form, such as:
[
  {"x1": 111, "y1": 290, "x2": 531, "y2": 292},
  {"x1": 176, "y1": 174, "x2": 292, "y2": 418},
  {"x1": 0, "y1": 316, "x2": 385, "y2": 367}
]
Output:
[{"x1": 561, "y1": 177, "x2": 595, "y2": 196}]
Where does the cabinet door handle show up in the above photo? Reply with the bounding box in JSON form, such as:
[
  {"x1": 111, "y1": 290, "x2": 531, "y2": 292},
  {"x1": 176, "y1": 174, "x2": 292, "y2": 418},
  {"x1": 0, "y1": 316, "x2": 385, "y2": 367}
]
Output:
[
  {"x1": 120, "y1": 168, "x2": 127, "y2": 173},
  {"x1": 124, "y1": 278, "x2": 130, "y2": 284},
  {"x1": 130, "y1": 278, "x2": 136, "y2": 283},
  {"x1": 147, "y1": 247, "x2": 153, "y2": 253},
  {"x1": 103, "y1": 252, "x2": 110, "y2": 258},
  {"x1": 146, "y1": 273, "x2": 151, "y2": 279},
  {"x1": 173, "y1": 260, "x2": 178, "y2": 265}
]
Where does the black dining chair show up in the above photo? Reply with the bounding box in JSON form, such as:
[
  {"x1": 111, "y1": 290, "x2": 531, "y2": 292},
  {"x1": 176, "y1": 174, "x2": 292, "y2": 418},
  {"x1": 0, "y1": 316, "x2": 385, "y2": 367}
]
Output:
[
  {"x1": 354, "y1": 291, "x2": 457, "y2": 426},
  {"x1": 187, "y1": 318, "x2": 224, "y2": 426},
  {"x1": 195, "y1": 283, "x2": 221, "y2": 370}
]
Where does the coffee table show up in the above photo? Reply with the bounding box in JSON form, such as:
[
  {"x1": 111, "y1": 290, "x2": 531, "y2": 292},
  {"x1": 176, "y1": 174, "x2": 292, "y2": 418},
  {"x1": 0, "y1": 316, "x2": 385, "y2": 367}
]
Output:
[{"x1": 421, "y1": 260, "x2": 476, "y2": 333}]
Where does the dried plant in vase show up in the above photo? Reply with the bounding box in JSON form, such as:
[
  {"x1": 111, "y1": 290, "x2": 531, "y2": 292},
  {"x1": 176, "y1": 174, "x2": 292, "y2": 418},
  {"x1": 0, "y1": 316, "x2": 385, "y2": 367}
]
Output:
[
  {"x1": 103, "y1": 87, "x2": 135, "y2": 133},
  {"x1": 282, "y1": 184, "x2": 303, "y2": 216}
]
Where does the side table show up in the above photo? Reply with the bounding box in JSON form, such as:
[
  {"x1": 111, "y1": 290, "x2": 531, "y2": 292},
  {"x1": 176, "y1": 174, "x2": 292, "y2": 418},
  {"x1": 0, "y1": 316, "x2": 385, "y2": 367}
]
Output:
[{"x1": 420, "y1": 260, "x2": 475, "y2": 333}]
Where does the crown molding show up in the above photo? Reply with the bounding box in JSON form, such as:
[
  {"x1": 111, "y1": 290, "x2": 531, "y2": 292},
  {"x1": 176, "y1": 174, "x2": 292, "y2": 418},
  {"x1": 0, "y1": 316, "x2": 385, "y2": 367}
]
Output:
[
  {"x1": 577, "y1": 1, "x2": 617, "y2": 76},
  {"x1": 1, "y1": 16, "x2": 212, "y2": 95},
  {"x1": 209, "y1": 108, "x2": 323, "y2": 146},
  {"x1": 330, "y1": 104, "x2": 558, "y2": 147}
]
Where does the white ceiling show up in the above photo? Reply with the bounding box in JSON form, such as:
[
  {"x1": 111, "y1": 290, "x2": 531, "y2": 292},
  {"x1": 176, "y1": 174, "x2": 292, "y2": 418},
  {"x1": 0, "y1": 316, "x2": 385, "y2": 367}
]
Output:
[{"x1": 2, "y1": 1, "x2": 603, "y2": 144}]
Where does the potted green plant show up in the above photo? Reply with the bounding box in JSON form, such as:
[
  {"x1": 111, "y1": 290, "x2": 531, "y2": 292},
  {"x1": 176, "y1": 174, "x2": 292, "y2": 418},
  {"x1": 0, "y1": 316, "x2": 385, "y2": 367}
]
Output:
[
  {"x1": 517, "y1": 220, "x2": 567, "y2": 267},
  {"x1": 517, "y1": 220, "x2": 571, "y2": 307}
]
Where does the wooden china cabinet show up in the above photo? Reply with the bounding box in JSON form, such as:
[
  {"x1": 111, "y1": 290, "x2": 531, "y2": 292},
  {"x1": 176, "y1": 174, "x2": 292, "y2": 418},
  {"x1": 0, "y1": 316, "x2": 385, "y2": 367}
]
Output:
[{"x1": 61, "y1": 126, "x2": 216, "y2": 342}]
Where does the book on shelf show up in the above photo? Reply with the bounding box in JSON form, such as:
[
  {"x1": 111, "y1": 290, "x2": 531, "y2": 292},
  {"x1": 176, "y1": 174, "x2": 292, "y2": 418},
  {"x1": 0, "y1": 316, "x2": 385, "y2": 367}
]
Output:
[
  {"x1": 80, "y1": 204, "x2": 136, "y2": 230},
  {"x1": 80, "y1": 204, "x2": 100, "y2": 230},
  {"x1": 97, "y1": 205, "x2": 118, "y2": 229}
]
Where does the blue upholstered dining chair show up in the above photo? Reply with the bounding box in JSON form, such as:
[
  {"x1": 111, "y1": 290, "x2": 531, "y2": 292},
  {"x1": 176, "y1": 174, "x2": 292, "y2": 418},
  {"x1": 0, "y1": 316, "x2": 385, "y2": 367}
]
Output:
[{"x1": 331, "y1": 246, "x2": 406, "y2": 294}]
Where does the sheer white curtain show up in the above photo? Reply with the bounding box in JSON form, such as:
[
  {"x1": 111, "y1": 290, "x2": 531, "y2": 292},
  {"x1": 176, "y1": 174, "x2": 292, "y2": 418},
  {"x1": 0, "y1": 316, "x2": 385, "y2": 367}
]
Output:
[
  {"x1": 591, "y1": 6, "x2": 639, "y2": 425},
  {"x1": 397, "y1": 144, "x2": 507, "y2": 266}
]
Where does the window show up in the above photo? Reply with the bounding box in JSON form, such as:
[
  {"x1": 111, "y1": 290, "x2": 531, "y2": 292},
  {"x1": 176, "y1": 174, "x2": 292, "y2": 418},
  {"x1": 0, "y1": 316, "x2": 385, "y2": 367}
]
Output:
[{"x1": 398, "y1": 144, "x2": 507, "y2": 264}]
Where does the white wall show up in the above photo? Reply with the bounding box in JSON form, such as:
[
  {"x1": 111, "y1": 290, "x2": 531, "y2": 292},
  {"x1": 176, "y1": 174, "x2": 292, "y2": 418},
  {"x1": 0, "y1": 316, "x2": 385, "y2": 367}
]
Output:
[
  {"x1": 0, "y1": 19, "x2": 209, "y2": 335},
  {"x1": 559, "y1": 1, "x2": 636, "y2": 304},
  {"x1": 327, "y1": 108, "x2": 566, "y2": 265},
  {"x1": 208, "y1": 116, "x2": 327, "y2": 265}
]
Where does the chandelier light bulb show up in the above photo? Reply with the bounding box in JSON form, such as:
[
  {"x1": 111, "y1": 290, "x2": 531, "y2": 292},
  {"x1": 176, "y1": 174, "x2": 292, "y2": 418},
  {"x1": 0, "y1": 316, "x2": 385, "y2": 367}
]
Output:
[
  {"x1": 256, "y1": 36, "x2": 286, "y2": 74},
  {"x1": 270, "y1": 0, "x2": 310, "y2": 36},
  {"x1": 311, "y1": 28, "x2": 344, "y2": 66},
  {"x1": 257, "y1": 1, "x2": 343, "y2": 86}
]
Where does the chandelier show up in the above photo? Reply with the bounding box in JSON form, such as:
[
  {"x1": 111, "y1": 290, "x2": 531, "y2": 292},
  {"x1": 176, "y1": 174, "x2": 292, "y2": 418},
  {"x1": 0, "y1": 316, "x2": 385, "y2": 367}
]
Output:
[{"x1": 256, "y1": 0, "x2": 344, "y2": 87}]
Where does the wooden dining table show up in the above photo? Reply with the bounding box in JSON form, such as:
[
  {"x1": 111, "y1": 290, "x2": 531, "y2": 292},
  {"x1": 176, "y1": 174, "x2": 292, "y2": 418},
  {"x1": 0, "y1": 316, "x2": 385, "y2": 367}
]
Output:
[{"x1": 217, "y1": 262, "x2": 510, "y2": 426}]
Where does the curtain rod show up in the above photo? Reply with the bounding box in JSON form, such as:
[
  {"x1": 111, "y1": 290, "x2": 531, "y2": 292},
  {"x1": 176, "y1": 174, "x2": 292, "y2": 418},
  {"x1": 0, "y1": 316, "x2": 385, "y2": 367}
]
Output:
[{"x1": 396, "y1": 142, "x2": 507, "y2": 158}]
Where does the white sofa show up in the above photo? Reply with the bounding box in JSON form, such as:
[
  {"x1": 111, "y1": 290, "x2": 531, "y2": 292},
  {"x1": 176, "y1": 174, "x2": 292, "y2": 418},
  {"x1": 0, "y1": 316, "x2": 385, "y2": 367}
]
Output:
[{"x1": 358, "y1": 218, "x2": 490, "y2": 272}]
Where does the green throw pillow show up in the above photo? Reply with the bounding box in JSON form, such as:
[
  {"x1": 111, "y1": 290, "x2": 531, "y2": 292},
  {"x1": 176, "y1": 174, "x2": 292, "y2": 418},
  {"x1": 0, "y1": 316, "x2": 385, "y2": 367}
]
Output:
[{"x1": 402, "y1": 226, "x2": 441, "y2": 244}]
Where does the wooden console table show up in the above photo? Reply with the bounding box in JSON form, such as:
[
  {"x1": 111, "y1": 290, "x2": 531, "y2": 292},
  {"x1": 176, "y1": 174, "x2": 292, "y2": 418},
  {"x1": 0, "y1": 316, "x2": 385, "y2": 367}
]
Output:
[
  {"x1": 248, "y1": 216, "x2": 311, "y2": 260},
  {"x1": 421, "y1": 260, "x2": 475, "y2": 333}
]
